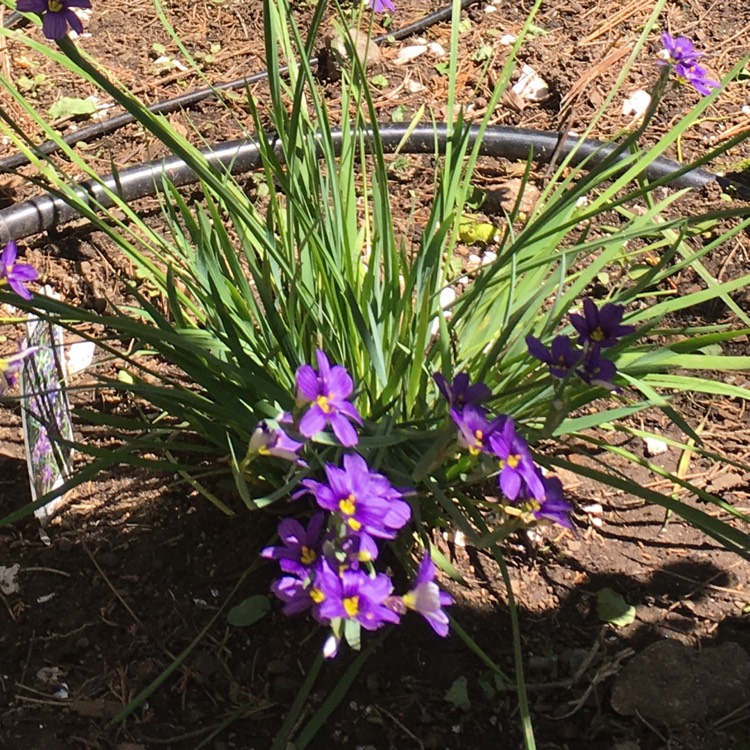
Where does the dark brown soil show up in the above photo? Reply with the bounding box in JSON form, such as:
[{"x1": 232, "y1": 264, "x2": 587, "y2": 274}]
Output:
[{"x1": 1, "y1": 1, "x2": 749, "y2": 749}]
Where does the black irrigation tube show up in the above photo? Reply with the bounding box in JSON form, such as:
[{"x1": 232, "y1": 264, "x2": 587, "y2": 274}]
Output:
[
  {"x1": 1, "y1": 122, "x2": 745, "y2": 244},
  {"x1": 0, "y1": 0, "x2": 480, "y2": 172},
  {"x1": 1, "y1": 1, "x2": 746, "y2": 243}
]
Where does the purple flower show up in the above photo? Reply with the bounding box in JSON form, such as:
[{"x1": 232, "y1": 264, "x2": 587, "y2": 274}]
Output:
[
  {"x1": 400, "y1": 555, "x2": 453, "y2": 637},
  {"x1": 270, "y1": 557, "x2": 334, "y2": 621},
  {"x1": 0, "y1": 241, "x2": 38, "y2": 300},
  {"x1": 368, "y1": 0, "x2": 395, "y2": 12},
  {"x1": 450, "y1": 404, "x2": 506, "y2": 456},
  {"x1": 577, "y1": 348, "x2": 618, "y2": 389},
  {"x1": 488, "y1": 417, "x2": 544, "y2": 502},
  {"x1": 15, "y1": 0, "x2": 91, "y2": 40},
  {"x1": 261, "y1": 513, "x2": 325, "y2": 576},
  {"x1": 569, "y1": 299, "x2": 635, "y2": 349},
  {"x1": 335, "y1": 529, "x2": 380, "y2": 565},
  {"x1": 434, "y1": 372, "x2": 491, "y2": 410},
  {"x1": 674, "y1": 61, "x2": 720, "y2": 96},
  {"x1": 534, "y1": 476, "x2": 574, "y2": 529},
  {"x1": 299, "y1": 453, "x2": 411, "y2": 539},
  {"x1": 316, "y1": 564, "x2": 400, "y2": 631},
  {"x1": 248, "y1": 421, "x2": 305, "y2": 462},
  {"x1": 658, "y1": 33, "x2": 719, "y2": 96},
  {"x1": 659, "y1": 33, "x2": 705, "y2": 67},
  {"x1": 296, "y1": 350, "x2": 362, "y2": 447},
  {"x1": 526, "y1": 334, "x2": 582, "y2": 378},
  {"x1": 0, "y1": 345, "x2": 38, "y2": 392},
  {"x1": 271, "y1": 575, "x2": 316, "y2": 616}
]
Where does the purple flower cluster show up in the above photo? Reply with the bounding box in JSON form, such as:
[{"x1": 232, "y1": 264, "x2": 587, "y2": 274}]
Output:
[
  {"x1": 261, "y1": 351, "x2": 452, "y2": 657},
  {"x1": 0, "y1": 241, "x2": 38, "y2": 301},
  {"x1": 438, "y1": 373, "x2": 573, "y2": 529},
  {"x1": 244, "y1": 350, "x2": 362, "y2": 469},
  {"x1": 526, "y1": 298, "x2": 635, "y2": 390},
  {"x1": 658, "y1": 32, "x2": 719, "y2": 96},
  {"x1": 15, "y1": 0, "x2": 91, "y2": 41}
]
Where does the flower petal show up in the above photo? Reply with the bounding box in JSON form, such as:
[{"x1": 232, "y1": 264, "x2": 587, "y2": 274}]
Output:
[
  {"x1": 299, "y1": 406, "x2": 326, "y2": 438},
  {"x1": 295, "y1": 364, "x2": 320, "y2": 402},
  {"x1": 330, "y1": 415, "x2": 359, "y2": 447}
]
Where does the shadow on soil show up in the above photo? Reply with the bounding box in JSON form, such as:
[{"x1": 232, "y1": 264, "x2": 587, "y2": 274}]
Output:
[{"x1": 0, "y1": 470, "x2": 748, "y2": 750}]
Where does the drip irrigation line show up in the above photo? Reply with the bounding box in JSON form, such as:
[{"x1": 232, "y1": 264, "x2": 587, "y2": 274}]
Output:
[
  {"x1": 2, "y1": 10, "x2": 23, "y2": 29},
  {"x1": 0, "y1": 122, "x2": 744, "y2": 245},
  {"x1": 0, "y1": 0, "x2": 480, "y2": 172}
]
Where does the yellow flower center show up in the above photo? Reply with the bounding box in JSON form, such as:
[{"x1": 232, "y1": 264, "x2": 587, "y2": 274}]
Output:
[
  {"x1": 347, "y1": 517, "x2": 362, "y2": 532},
  {"x1": 48, "y1": 0, "x2": 64, "y2": 11},
  {"x1": 591, "y1": 327, "x2": 605, "y2": 342},
  {"x1": 315, "y1": 394, "x2": 332, "y2": 413},
  {"x1": 402, "y1": 592, "x2": 416, "y2": 610},
  {"x1": 339, "y1": 494, "x2": 356, "y2": 516},
  {"x1": 300, "y1": 546, "x2": 316, "y2": 565},
  {"x1": 310, "y1": 587, "x2": 325, "y2": 604},
  {"x1": 500, "y1": 454, "x2": 521, "y2": 470},
  {"x1": 343, "y1": 596, "x2": 359, "y2": 617}
]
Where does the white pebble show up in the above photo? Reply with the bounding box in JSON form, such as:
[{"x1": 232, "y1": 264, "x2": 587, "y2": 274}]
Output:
[
  {"x1": 394, "y1": 45, "x2": 428, "y2": 65},
  {"x1": 644, "y1": 436, "x2": 669, "y2": 456},
  {"x1": 622, "y1": 89, "x2": 651, "y2": 123},
  {"x1": 439, "y1": 287, "x2": 457, "y2": 309}
]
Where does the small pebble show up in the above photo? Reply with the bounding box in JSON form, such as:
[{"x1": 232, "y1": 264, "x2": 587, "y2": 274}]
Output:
[{"x1": 394, "y1": 45, "x2": 428, "y2": 65}]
